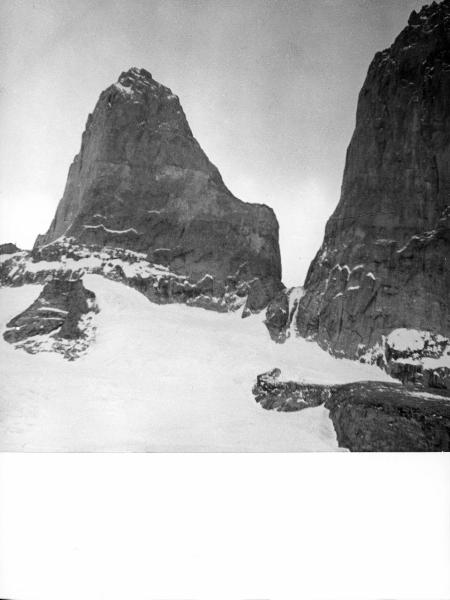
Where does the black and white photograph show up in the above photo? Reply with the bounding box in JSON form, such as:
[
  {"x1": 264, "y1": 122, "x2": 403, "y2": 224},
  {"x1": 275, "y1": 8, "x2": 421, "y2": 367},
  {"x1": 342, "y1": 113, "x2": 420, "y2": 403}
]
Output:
[
  {"x1": 0, "y1": 0, "x2": 449, "y2": 452},
  {"x1": 1, "y1": 2, "x2": 450, "y2": 600}
]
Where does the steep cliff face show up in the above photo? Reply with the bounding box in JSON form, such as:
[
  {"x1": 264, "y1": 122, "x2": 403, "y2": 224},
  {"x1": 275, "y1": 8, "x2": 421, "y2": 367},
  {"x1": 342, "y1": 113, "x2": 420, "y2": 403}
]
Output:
[
  {"x1": 293, "y1": 0, "x2": 450, "y2": 356},
  {"x1": 35, "y1": 67, "x2": 282, "y2": 311}
]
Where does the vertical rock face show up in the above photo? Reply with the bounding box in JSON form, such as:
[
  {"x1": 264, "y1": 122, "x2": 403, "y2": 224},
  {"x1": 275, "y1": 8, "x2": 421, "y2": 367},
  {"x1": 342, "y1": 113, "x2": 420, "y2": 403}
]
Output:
[
  {"x1": 295, "y1": 0, "x2": 450, "y2": 357},
  {"x1": 35, "y1": 67, "x2": 283, "y2": 310}
]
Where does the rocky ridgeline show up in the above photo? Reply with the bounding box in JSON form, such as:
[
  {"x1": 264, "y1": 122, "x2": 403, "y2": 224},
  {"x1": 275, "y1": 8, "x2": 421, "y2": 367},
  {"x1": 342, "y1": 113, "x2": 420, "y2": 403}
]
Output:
[
  {"x1": 3, "y1": 278, "x2": 99, "y2": 360},
  {"x1": 0, "y1": 238, "x2": 262, "y2": 314},
  {"x1": 34, "y1": 67, "x2": 283, "y2": 313},
  {"x1": 253, "y1": 369, "x2": 450, "y2": 451},
  {"x1": 265, "y1": 0, "x2": 450, "y2": 360}
]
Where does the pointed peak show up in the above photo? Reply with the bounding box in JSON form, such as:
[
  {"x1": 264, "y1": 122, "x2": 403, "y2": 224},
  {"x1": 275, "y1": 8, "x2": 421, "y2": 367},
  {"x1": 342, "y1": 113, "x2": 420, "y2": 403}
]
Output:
[
  {"x1": 408, "y1": 0, "x2": 450, "y2": 28},
  {"x1": 113, "y1": 67, "x2": 181, "y2": 98},
  {"x1": 119, "y1": 67, "x2": 153, "y2": 84}
]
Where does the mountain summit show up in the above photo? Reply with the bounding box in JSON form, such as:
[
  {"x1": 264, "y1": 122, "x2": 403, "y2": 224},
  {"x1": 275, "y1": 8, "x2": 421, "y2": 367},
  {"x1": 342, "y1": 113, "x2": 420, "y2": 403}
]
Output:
[{"x1": 35, "y1": 67, "x2": 283, "y2": 311}]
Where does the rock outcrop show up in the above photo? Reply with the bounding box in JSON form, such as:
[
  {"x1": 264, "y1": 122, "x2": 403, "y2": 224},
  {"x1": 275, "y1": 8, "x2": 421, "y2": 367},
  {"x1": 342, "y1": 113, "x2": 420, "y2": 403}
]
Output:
[
  {"x1": 34, "y1": 67, "x2": 282, "y2": 312},
  {"x1": 3, "y1": 278, "x2": 99, "y2": 360},
  {"x1": 325, "y1": 381, "x2": 450, "y2": 452},
  {"x1": 253, "y1": 370, "x2": 450, "y2": 451},
  {"x1": 277, "y1": 1, "x2": 450, "y2": 356},
  {"x1": 0, "y1": 239, "x2": 252, "y2": 312},
  {"x1": 252, "y1": 368, "x2": 333, "y2": 411}
]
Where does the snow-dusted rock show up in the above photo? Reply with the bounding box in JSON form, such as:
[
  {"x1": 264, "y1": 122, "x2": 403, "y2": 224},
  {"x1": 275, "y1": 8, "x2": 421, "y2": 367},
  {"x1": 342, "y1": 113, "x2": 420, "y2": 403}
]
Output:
[
  {"x1": 253, "y1": 368, "x2": 334, "y2": 411},
  {"x1": 0, "y1": 238, "x2": 253, "y2": 313},
  {"x1": 385, "y1": 328, "x2": 450, "y2": 390},
  {"x1": 3, "y1": 278, "x2": 99, "y2": 360},
  {"x1": 355, "y1": 327, "x2": 450, "y2": 391}
]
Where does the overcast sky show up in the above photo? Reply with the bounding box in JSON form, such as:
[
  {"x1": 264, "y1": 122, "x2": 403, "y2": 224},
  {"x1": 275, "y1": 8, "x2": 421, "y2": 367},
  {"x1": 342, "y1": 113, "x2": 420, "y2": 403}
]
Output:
[{"x1": 0, "y1": 0, "x2": 424, "y2": 285}]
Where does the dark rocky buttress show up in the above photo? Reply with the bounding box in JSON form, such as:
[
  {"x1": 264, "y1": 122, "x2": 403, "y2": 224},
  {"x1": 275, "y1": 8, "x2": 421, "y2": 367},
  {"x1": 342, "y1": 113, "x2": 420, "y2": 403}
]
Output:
[
  {"x1": 35, "y1": 67, "x2": 283, "y2": 311},
  {"x1": 288, "y1": 1, "x2": 450, "y2": 357}
]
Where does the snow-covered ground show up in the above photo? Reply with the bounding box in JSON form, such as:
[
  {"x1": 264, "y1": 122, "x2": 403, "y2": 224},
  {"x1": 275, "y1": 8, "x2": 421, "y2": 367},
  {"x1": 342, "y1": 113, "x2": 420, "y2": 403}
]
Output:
[{"x1": 0, "y1": 276, "x2": 393, "y2": 451}]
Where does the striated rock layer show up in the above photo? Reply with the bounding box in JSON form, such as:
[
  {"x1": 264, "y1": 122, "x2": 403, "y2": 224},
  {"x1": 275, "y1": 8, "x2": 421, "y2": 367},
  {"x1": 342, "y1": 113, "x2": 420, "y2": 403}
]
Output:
[
  {"x1": 289, "y1": 0, "x2": 450, "y2": 357},
  {"x1": 35, "y1": 67, "x2": 282, "y2": 312}
]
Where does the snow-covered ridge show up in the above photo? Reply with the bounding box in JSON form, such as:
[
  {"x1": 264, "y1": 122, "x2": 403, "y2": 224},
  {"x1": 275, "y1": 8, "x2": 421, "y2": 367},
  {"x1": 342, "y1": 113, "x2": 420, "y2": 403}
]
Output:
[
  {"x1": 0, "y1": 238, "x2": 252, "y2": 314},
  {"x1": 1, "y1": 243, "x2": 167, "y2": 280}
]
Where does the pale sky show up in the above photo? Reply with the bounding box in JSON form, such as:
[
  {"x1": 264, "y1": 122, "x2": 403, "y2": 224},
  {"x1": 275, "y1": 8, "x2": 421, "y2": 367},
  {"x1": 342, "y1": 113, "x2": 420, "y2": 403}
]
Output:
[{"x1": 0, "y1": 0, "x2": 424, "y2": 285}]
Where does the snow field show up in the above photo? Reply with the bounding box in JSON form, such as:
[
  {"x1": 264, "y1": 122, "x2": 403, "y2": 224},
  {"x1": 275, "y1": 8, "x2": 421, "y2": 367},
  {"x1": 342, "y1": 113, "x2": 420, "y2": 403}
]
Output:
[{"x1": 0, "y1": 276, "x2": 393, "y2": 451}]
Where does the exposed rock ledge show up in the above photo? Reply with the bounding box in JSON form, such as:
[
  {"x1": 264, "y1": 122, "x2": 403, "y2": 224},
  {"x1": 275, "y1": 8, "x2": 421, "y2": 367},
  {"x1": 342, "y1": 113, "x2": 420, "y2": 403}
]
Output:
[
  {"x1": 3, "y1": 278, "x2": 99, "y2": 360},
  {"x1": 0, "y1": 238, "x2": 266, "y2": 315},
  {"x1": 253, "y1": 369, "x2": 450, "y2": 451}
]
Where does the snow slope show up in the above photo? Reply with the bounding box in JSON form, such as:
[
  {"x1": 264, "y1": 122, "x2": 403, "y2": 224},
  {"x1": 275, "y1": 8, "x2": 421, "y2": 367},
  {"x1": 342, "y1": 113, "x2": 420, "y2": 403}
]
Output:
[{"x1": 0, "y1": 276, "x2": 393, "y2": 451}]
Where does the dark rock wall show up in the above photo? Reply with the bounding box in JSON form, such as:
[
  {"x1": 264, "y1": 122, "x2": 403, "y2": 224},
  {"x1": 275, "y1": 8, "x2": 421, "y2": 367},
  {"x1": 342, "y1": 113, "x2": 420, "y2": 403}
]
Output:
[
  {"x1": 325, "y1": 381, "x2": 450, "y2": 452},
  {"x1": 35, "y1": 68, "x2": 282, "y2": 310},
  {"x1": 295, "y1": 1, "x2": 450, "y2": 357}
]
